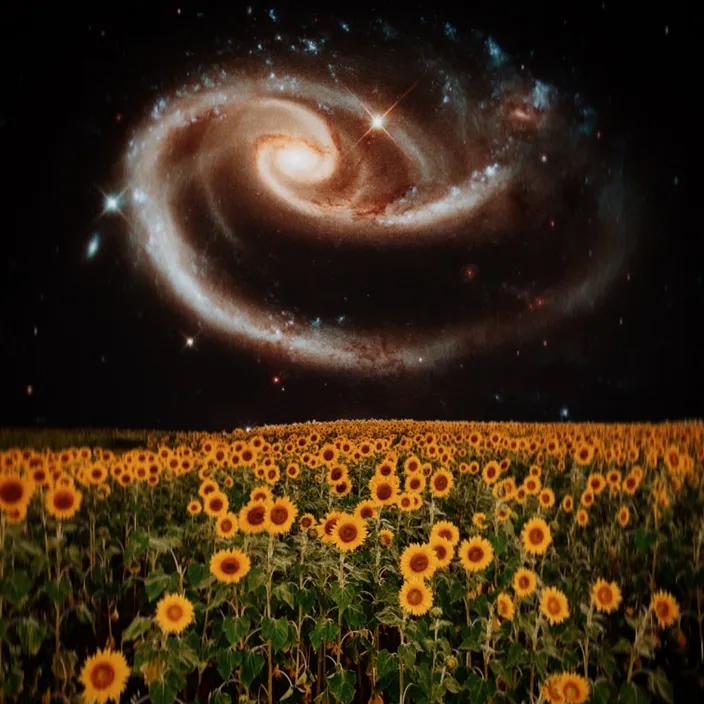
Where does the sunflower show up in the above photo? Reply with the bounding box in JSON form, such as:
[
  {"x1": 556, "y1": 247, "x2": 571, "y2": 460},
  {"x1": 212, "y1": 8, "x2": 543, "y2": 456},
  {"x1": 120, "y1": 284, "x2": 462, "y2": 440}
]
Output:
[
  {"x1": 540, "y1": 587, "x2": 570, "y2": 625},
  {"x1": 576, "y1": 509, "x2": 588, "y2": 527},
  {"x1": 46, "y1": 486, "x2": 82, "y2": 520},
  {"x1": 369, "y1": 475, "x2": 399, "y2": 506},
  {"x1": 87, "y1": 464, "x2": 109, "y2": 486},
  {"x1": 320, "y1": 444, "x2": 339, "y2": 466},
  {"x1": 580, "y1": 490, "x2": 594, "y2": 509},
  {"x1": 398, "y1": 580, "x2": 433, "y2": 616},
  {"x1": 542, "y1": 674, "x2": 565, "y2": 704},
  {"x1": 558, "y1": 672, "x2": 590, "y2": 703},
  {"x1": 403, "y1": 455, "x2": 421, "y2": 473},
  {"x1": 203, "y1": 491, "x2": 229, "y2": 518},
  {"x1": 591, "y1": 578, "x2": 622, "y2": 613},
  {"x1": 458, "y1": 537, "x2": 494, "y2": 573},
  {"x1": 238, "y1": 500, "x2": 270, "y2": 534},
  {"x1": 79, "y1": 648, "x2": 130, "y2": 704},
  {"x1": 472, "y1": 512, "x2": 487, "y2": 529},
  {"x1": 266, "y1": 497, "x2": 298, "y2": 535},
  {"x1": 574, "y1": 444, "x2": 595, "y2": 466},
  {"x1": 286, "y1": 463, "x2": 301, "y2": 479},
  {"x1": 210, "y1": 548, "x2": 251, "y2": 584},
  {"x1": 429, "y1": 469, "x2": 454, "y2": 498},
  {"x1": 521, "y1": 517, "x2": 552, "y2": 556},
  {"x1": 327, "y1": 464, "x2": 349, "y2": 484},
  {"x1": 332, "y1": 514, "x2": 368, "y2": 552},
  {"x1": 154, "y1": 593, "x2": 195, "y2": 635},
  {"x1": 651, "y1": 590, "x2": 680, "y2": 628},
  {"x1": 379, "y1": 529, "x2": 394, "y2": 547},
  {"x1": 299, "y1": 513, "x2": 316, "y2": 531},
  {"x1": 430, "y1": 521, "x2": 460, "y2": 546},
  {"x1": 187, "y1": 500, "x2": 202, "y2": 516},
  {"x1": 524, "y1": 477, "x2": 541, "y2": 496},
  {"x1": 4, "y1": 504, "x2": 27, "y2": 525},
  {"x1": 586, "y1": 473, "x2": 606, "y2": 495},
  {"x1": 513, "y1": 567, "x2": 538, "y2": 598},
  {"x1": 429, "y1": 536, "x2": 454, "y2": 568},
  {"x1": 400, "y1": 543, "x2": 438, "y2": 582},
  {"x1": 354, "y1": 500, "x2": 377, "y2": 521},
  {"x1": 331, "y1": 479, "x2": 352, "y2": 497},
  {"x1": 198, "y1": 479, "x2": 219, "y2": 498},
  {"x1": 617, "y1": 505, "x2": 630, "y2": 527},
  {"x1": 215, "y1": 512, "x2": 239, "y2": 539},
  {"x1": 539, "y1": 488, "x2": 555, "y2": 509},
  {"x1": 496, "y1": 592, "x2": 515, "y2": 620},
  {"x1": 482, "y1": 461, "x2": 500, "y2": 485},
  {"x1": 561, "y1": 495, "x2": 573, "y2": 512},
  {"x1": 0, "y1": 473, "x2": 32, "y2": 512},
  {"x1": 622, "y1": 473, "x2": 639, "y2": 495},
  {"x1": 318, "y1": 511, "x2": 343, "y2": 544},
  {"x1": 404, "y1": 474, "x2": 426, "y2": 494},
  {"x1": 250, "y1": 485, "x2": 273, "y2": 503},
  {"x1": 264, "y1": 466, "x2": 281, "y2": 485}
]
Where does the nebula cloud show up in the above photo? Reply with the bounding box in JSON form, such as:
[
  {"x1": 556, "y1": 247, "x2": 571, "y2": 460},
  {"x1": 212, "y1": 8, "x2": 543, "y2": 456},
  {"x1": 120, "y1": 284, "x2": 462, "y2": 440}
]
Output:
[{"x1": 125, "y1": 20, "x2": 634, "y2": 374}]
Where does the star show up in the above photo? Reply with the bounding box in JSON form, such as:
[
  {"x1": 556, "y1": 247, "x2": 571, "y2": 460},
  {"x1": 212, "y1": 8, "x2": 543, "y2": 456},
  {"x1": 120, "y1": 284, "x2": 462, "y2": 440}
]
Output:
[
  {"x1": 560, "y1": 406, "x2": 570, "y2": 419},
  {"x1": 185, "y1": 337, "x2": 194, "y2": 347},
  {"x1": 86, "y1": 233, "x2": 100, "y2": 259},
  {"x1": 104, "y1": 194, "x2": 120, "y2": 212},
  {"x1": 371, "y1": 115, "x2": 385, "y2": 130}
]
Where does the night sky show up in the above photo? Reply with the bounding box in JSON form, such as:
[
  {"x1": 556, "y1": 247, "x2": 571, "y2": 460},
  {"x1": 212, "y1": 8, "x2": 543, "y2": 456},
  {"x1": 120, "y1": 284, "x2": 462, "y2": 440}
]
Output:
[{"x1": 0, "y1": 0, "x2": 699, "y2": 430}]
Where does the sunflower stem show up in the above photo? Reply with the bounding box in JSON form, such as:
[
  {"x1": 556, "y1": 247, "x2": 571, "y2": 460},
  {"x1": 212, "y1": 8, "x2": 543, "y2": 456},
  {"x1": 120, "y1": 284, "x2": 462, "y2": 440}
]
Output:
[
  {"x1": 399, "y1": 619, "x2": 406, "y2": 704},
  {"x1": 627, "y1": 605, "x2": 652, "y2": 683},
  {"x1": 55, "y1": 521, "x2": 63, "y2": 660},
  {"x1": 337, "y1": 551, "x2": 345, "y2": 668},
  {"x1": 266, "y1": 531, "x2": 275, "y2": 704},
  {"x1": 584, "y1": 601, "x2": 594, "y2": 678}
]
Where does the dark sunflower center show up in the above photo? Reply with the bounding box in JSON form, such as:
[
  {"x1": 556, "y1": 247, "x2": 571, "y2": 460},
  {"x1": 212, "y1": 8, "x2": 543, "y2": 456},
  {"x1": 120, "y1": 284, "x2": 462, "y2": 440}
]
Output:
[
  {"x1": 323, "y1": 450, "x2": 334, "y2": 461},
  {"x1": 203, "y1": 485, "x2": 215, "y2": 495},
  {"x1": 167, "y1": 604, "x2": 183, "y2": 621},
  {"x1": 656, "y1": 602, "x2": 669, "y2": 618},
  {"x1": 90, "y1": 662, "x2": 116, "y2": 689},
  {"x1": 410, "y1": 479, "x2": 420, "y2": 490},
  {"x1": 0, "y1": 481, "x2": 23, "y2": 503},
  {"x1": 439, "y1": 529, "x2": 452, "y2": 541},
  {"x1": 564, "y1": 683, "x2": 579, "y2": 699},
  {"x1": 519, "y1": 576, "x2": 529, "y2": 589},
  {"x1": 209, "y1": 498, "x2": 224, "y2": 512},
  {"x1": 407, "y1": 588, "x2": 423, "y2": 606},
  {"x1": 468, "y1": 547, "x2": 483, "y2": 562},
  {"x1": 221, "y1": 558, "x2": 240, "y2": 574},
  {"x1": 339, "y1": 524, "x2": 358, "y2": 543},
  {"x1": 324, "y1": 519, "x2": 338, "y2": 535},
  {"x1": 434, "y1": 544, "x2": 447, "y2": 560},
  {"x1": 548, "y1": 598, "x2": 560, "y2": 615},
  {"x1": 377, "y1": 485, "x2": 392, "y2": 500},
  {"x1": 410, "y1": 554, "x2": 429, "y2": 572},
  {"x1": 54, "y1": 492, "x2": 75, "y2": 510},
  {"x1": 434, "y1": 476, "x2": 448, "y2": 491},
  {"x1": 529, "y1": 528, "x2": 544, "y2": 545},
  {"x1": 598, "y1": 586, "x2": 613, "y2": 604},
  {"x1": 331, "y1": 468, "x2": 343, "y2": 481},
  {"x1": 220, "y1": 519, "x2": 233, "y2": 533},
  {"x1": 361, "y1": 507, "x2": 373, "y2": 519},
  {"x1": 248, "y1": 507, "x2": 265, "y2": 525},
  {"x1": 301, "y1": 517, "x2": 312, "y2": 528},
  {"x1": 271, "y1": 507, "x2": 289, "y2": 525}
]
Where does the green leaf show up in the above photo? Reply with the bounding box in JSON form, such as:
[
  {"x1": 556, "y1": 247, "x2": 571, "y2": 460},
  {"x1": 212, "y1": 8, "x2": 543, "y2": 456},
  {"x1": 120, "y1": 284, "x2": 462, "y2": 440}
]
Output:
[
  {"x1": 297, "y1": 586, "x2": 318, "y2": 613},
  {"x1": 124, "y1": 529, "x2": 149, "y2": 561},
  {"x1": 634, "y1": 528, "x2": 657, "y2": 552},
  {"x1": 466, "y1": 673, "x2": 494, "y2": 704},
  {"x1": 145, "y1": 570, "x2": 172, "y2": 601},
  {"x1": 619, "y1": 682, "x2": 652, "y2": 704},
  {"x1": 45, "y1": 577, "x2": 71, "y2": 605},
  {"x1": 76, "y1": 602, "x2": 96, "y2": 632},
  {"x1": 592, "y1": 681, "x2": 617, "y2": 704},
  {"x1": 331, "y1": 583, "x2": 356, "y2": 611},
  {"x1": 0, "y1": 570, "x2": 32, "y2": 606},
  {"x1": 217, "y1": 649, "x2": 239, "y2": 681},
  {"x1": 262, "y1": 616, "x2": 290, "y2": 652},
  {"x1": 505, "y1": 642, "x2": 526, "y2": 668},
  {"x1": 309, "y1": 618, "x2": 338, "y2": 650},
  {"x1": 613, "y1": 638, "x2": 632, "y2": 654},
  {"x1": 223, "y1": 616, "x2": 250, "y2": 646},
  {"x1": 488, "y1": 533, "x2": 508, "y2": 556},
  {"x1": 273, "y1": 582, "x2": 296, "y2": 610},
  {"x1": 328, "y1": 669, "x2": 356, "y2": 704},
  {"x1": 649, "y1": 668, "x2": 674, "y2": 704},
  {"x1": 246, "y1": 568, "x2": 267, "y2": 593},
  {"x1": 17, "y1": 618, "x2": 47, "y2": 656},
  {"x1": 166, "y1": 637, "x2": 199, "y2": 671},
  {"x1": 398, "y1": 643, "x2": 416, "y2": 669},
  {"x1": 149, "y1": 533, "x2": 182, "y2": 553},
  {"x1": 376, "y1": 649, "x2": 397, "y2": 681},
  {"x1": 280, "y1": 687, "x2": 294, "y2": 701},
  {"x1": 187, "y1": 562, "x2": 207, "y2": 588},
  {"x1": 444, "y1": 677, "x2": 461, "y2": 694},
  {"x1": 344, "y1": 604, "x2": 367, "y2": 629},
  {"x1": 240, "y1": 651, "x2": 264, "y2": 688},
  {"x1": 209, "y1": 693, "x2": 232, "y2": 704},
  {"x1": 149, "y1": 676, "x2": 177, "y2": 704},
  {"x1": 206, "y1": 584, "x2": 232, "y2": 612},
  {"x1": 122, "y1": 615, "x2": 152, "y2": 642}
]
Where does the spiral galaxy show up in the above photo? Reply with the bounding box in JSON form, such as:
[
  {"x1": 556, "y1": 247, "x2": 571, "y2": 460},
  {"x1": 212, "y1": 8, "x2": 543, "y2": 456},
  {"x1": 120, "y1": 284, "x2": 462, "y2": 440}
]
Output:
[{"x1": 126, "y1": 21, "x2": 632, "y2": 374}]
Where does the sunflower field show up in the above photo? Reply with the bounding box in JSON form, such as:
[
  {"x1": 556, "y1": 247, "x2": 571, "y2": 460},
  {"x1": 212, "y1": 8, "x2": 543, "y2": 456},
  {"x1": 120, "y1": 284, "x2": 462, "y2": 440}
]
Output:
[{"x1": 0, "y1": 420, "x2": 702, "y2": 704}]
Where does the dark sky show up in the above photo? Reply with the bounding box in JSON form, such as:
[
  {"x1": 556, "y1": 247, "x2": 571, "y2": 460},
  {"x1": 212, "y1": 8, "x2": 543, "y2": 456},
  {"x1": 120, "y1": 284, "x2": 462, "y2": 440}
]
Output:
[{"x1": 0, "y1": 0, "x2": 699, "y2": 430}]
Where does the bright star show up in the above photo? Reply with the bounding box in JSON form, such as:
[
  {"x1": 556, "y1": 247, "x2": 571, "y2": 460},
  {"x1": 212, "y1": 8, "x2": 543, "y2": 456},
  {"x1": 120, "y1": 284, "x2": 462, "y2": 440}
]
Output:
[
  {"x1": 560, "y1": 406, "x2": 570, "y2": 419},
  {"x1": 104, "y1": 194, "x2": 120, "y2": 212},
  {"x1": 371, "y1": 115, "x2": 385, "y2": 130},
  {"x1": 185, "y1": 337, "x2": 194, "y2": 347}
]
